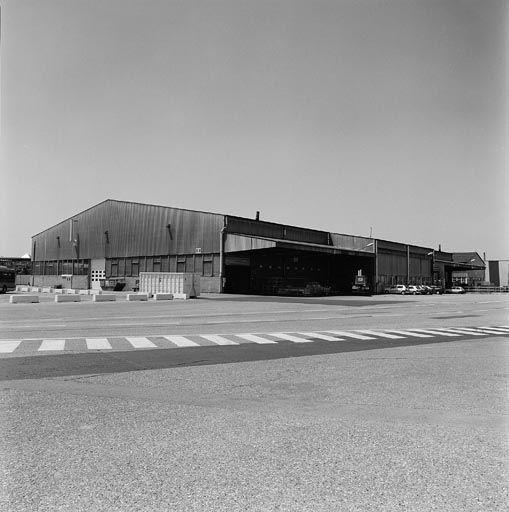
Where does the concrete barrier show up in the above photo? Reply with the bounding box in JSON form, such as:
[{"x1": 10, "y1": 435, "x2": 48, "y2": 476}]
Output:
[
  {"x1": 154, "y1": 293, "x2": 174, "y2": 301},
  {"x1": 66, "y1": 289, "x2": 78, "y2": 294},
  {"x1": 29, "y1": 287, "x2": 41, "y2": 293},
  {"x1": 173, "y1": 293, "x2": 191, "y2": 300},
  {"x1": 20, "y1": 286, "x2": 30, "y2": 292},
  {"x1": 42, "y1": 287, "x2": 53, "y2": 293},
  {"x1": 54, "y1": 289, "x2": 64, "y2": 294},
  {"x1": 15, "y1": 285, "x2": 24, "y2": 292},
  {"x1": 55, "y1": 294, "x2": 81, "y2": 303},
  {"x1": 93, "y1": 294, "x2": 116, "y2": 302},
  {"x1": 79, "y1": 289, "x2": 90, "y2": 295},
  {"x1": 10, "y1": 295, "x2": 39, "y2": 304},
  {"x1": 127, "y1": 293, "x2": 149, "y2": 301}
]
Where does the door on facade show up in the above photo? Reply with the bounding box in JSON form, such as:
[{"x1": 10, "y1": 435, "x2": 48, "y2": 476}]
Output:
[
  {"x1": 90, "y1": 258, "x2": 106, "y2": 290},
  {"x1": 225, "y1": 265, "x2": 251, "y2": 294}
]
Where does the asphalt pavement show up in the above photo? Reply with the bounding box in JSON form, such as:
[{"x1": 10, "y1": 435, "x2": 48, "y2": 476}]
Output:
[{"x1": 0, "y1": 292, "x2": 508, "y2": 511}]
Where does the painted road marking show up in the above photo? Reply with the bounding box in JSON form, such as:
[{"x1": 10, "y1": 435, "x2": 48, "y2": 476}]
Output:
[
  {"x1": 39, "y1": 339, "x2": 66, "y2": 351},
  {"x1": 0, "y1": 340, "x2": 22, "y2": 353},
  {"x1": 478, "y1": 326, "x2": 509, "y2": 333},
  {"x1": 269, "y1": 333, "x2": 314, "y2": 343},
  {"x1": 162, "y1": 335, "x2": 199, "y2": 347},
  {"x1": 1, "y1": 326, "x2": 508, "y2": 356},
  {"x1": 201, "y1": 334, "x2": 238, "y2": 346},
  {"x1": 298, "y1": 332, "x2": 345, "y2": 341},
  {"x1": 86, "y1": 338, "x2": 112, "y2": 349},
  {"x1": 126, "y1": 337, "x2": 157, "y2": 348},
  {"x1": 236, "y1": 334, "x2": 278, "y2": 344},
  {"x1": 436, "y1": 328, "x2": 487, "y2": 336},
  {"x1": 326, "y1": 331, "x2": 375, "y2": 340},
  {"x1": 455, "y1": 327, "x2": 506, "y2": 335},
  {"x1": 355, "y1": 330, "x2": 404, "y2": 339},
  {"x1": 384, "y1": 330, "x2": 433, "y2": 338},
  {"x1": 411, "y1": 328, "x2": 460, "y2": 337}
]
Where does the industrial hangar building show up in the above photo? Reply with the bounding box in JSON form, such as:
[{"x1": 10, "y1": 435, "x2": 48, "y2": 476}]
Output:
[{"x1": 30, "y1": 199, "x2": 482, "y2": 295}]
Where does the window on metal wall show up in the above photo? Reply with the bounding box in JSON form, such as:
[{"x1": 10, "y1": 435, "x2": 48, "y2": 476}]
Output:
[
  {"x1": 203, "y1": 255, "x2": 213, "y2": 277},
  {"x1": 62, "y1": 260, "x2": 72, "y2": 275},
  {"x1": 175, "y1": 256, "x2": 185, "y2": 273},
  {"x1": 153, "y1": 258, "x2": 161, "y2": 273},
  {"x1": 111, "y1": 260, "x2": 118, "y2": 277},
  {"x1": 132, "y1": 260, "x2": 139, "y2": 276}
]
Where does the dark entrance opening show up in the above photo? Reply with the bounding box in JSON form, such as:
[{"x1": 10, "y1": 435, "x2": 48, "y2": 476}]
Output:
[{"x1": 224, "y1": 248, "x2": 374, "y2": 296}]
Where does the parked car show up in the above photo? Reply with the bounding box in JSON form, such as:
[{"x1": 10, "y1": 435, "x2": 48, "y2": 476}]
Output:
[
  {"x1": 385, "y1": 285, "x2": 407, "y2": 295},
  {"x1": 406, "y1": 284, "x2": 426, "y2": 295},
  {"x1": 445, "y1": 286, "x2": 466, "y2": 294},
  {"x1": 419, "y1": 285, "x2": 432, "y2": 294},
  {"x1": 428, "y1": 285, "x2": 444, "y2": 294}
]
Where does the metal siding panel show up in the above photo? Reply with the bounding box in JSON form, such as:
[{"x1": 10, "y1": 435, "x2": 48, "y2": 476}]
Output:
[
  {"x1": 378, "y1": 252, "x2": 407, "y2": 276},
  {"x1": 330, "y1": 233, "x2": 374, "y2": 253},
  {"x1": 224, "y1": 234, "x2": 276, "y2": 252},
  {"x1": 226, "y1": 217, "x2": 328, "y2": 245},
  {"x1": 33, "y1": 201, "x2": 225, "y2": 263}
]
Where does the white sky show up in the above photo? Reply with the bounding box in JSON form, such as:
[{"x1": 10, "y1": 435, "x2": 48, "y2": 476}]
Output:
[{"x1": 1, "y1": 0, "x2": 507, "y2": 258}]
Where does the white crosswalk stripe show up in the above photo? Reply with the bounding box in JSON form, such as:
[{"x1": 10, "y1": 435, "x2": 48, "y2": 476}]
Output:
[
  {"x1": 297, "y1": 332, "x2": 345, "y2": 341},
  {"x1": 269, "y1": 333, "x2": 313, "y2": 343},
  {"x1": 384, "y1": 330, "x2": 433, "y2": 338},
  {"x1": 468, "y1": 327, "x2": 507, "y2": 334},
  {"x1": 162, "y1": 335, "x2": 199, "y2": 347},
  {"x1": 126, "y1": 337, "x2": 157, "y2": 348},
  {"x1": 411, "y1": 328, "x2": 460, "y2": 337},
  {"x1": 235, "y1": 334, "x2": 277, "y2": 344},
  {"x1": 86, "y1": 338, "x2": 112, "y2": 349},
  {"x1": 1, "y1": 326, "x2": 507, "y2": 356},
  {"x1": 355, "y1": 330, "x2": 404, "y2": 339},
  {"x1": 478, "y1": 326, "x2": 509, "y2": 333},
  {"x1": 326, "y1": 331, "x2": 375, "y2": 340},
  {"x1": 201, "y1": 334, "x2": 238, "y2": 345},
  {"x1": 0, "y1": 340, "x2": 22, "y2": 353},
  {"x1": 436, "y1": 328, "x2": 487, "y2": 336},
  {"x1": 39, "y1": 339, "x2": 66, "y2": 351}
]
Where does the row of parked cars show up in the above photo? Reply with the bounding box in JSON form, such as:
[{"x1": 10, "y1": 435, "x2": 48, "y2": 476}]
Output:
[{"x1": 384, "y1": 285, "x2": 466, "y2": 295}]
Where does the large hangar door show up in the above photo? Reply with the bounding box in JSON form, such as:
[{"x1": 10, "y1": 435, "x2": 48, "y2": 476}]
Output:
[{"x1": 224, "y1": 255, "x2": 251, "y2": 294}]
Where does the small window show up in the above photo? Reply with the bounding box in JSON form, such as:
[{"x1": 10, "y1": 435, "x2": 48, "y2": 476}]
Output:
[{"x1": 203, "y1": 260, "x2": 213, "y2": 277}]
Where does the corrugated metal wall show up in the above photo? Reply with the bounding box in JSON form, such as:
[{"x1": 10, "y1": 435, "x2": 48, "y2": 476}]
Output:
[
  {"x1": 224, "y1": 234, "x2": 277, "y2": 252},
  {"x1": 330, "y1": 233, "x2": 374, "y2": 253},
  {"x1": 226, "y1": 217, "x2": 329, "y2": 245},
  {"x1": 377, "y1": 240, "x2": 433, "y2": 284},
  {"x1": 32, "y1": 200, "x2": 225, "y2": 260}
]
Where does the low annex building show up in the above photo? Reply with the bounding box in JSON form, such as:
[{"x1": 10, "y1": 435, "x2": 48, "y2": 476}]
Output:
[{"x1": 29, "y1": 199, "x2": 483, "y2": 294}]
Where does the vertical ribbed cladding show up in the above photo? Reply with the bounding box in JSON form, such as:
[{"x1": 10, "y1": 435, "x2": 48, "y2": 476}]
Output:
[
  {"x1": 31, "y1": 200, "x2": 225, "y2": 260},
  {"x1": 100, "y1": 200, "x2": 224, "y2": 257}
]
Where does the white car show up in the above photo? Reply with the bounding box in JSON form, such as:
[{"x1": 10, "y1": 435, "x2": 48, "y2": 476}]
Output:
[
  {"x1": 385, "y1": 285, "x2": 407, "y2": 295},
  {"x1": 445, "y1": 286, "x2": 466, "y2": 294},
  {"x1": 406, "y1": 285, "x2": 421, "y2": 295}
]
